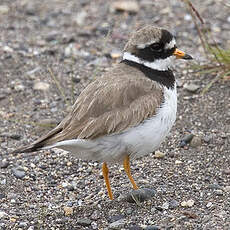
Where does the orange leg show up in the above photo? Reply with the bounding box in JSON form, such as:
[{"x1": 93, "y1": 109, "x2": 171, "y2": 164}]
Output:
[
  {"x1": 123, "y1": 155, "x2": 138, "y2": 190},
  {"x1": 102, "y1": 162, "x2": 113, "y2": 200}
]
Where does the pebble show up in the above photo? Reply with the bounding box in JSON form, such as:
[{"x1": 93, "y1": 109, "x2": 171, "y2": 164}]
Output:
[
  {"x1": 203, "y1": 135, "x2": 212, "y2": 143},
  {"x1": 181, "y1": 199, "x2": 195, "y2": 207},
  {"x1": 126, "y1": 207, "x2": 133, "y2": 215},
  {"x1": 129, "y1": 225, "x2": 142, "y2": 230},
  {"x1": 224, "y1": 186, "x2": 230, "y2": 192},
  {"x1": 206, "y1": 202, "x2": 212, "y2": 208},
  {"x1": 121, "y1": 188, "x2": 156, "y2": 203},
  {"x1": 0, "y1": 211, "x2": 7, "y2": 219},
  {"x1": 12, "y1": 167, "x2": 26, "y2": 179},
  {"x1": 33, "y1": 81, "x2": 50, "y2": 91},
  {"x1": 0, "y1": 132, "x2": 21, "y2": 140},
  {"x1": 0, "y1": 159, "x2": 9, "y2": 169},
  {"x1": 181, "y1": 133, "x2": 194, "y2": 145},
  {"x1": 63, "y1": 206, "x2": 73, "y2": 216},
  {"x1": 223, "y1": 169, "x2": 230, "y2": 175},
  {"x1": 190, "y1": 136, "x2": 202, "y2": 147},
  {"x1": 111, "y1": 1, "x2": 139, "y2": 13},
  {"x1": 145, "y1": 226, "x2": 160, "y2": 230},
  {"x1": 169, "y1": 199, "x2": 179, "y2": 209},
  {"x1": 162, "y1": 201, "x2": 169, "y2": 210},
  {"x1": 0, "y1": 194, "x2": 5, "y2": 199},
  {"x1": 175, "y1": 160, "x2": 182, "y2": 165},
  {"x1": 73, "y1": 11, "x2": 87, "y2": 26},
  {"x1": 110, "y1": 50, "x2": 122, "y2": 59},
  {"x1": 183, "y1": 83, "x2": 200, "y2": 93},
  {"x1": 154, "y1": 151, "x2": 166, "y2": 158},
  {"x1": 215, "y1": 189, "x2": 223, "y2": 196},
  {"x1": 0, "y1": 5, "x2": 9, "y2": 14},
  {"x1": 77, "y1": 218, "x2": 92, "y2": 226},
  {"x1": 108, "y1": 218, "x2": 126, "y2": 230}
]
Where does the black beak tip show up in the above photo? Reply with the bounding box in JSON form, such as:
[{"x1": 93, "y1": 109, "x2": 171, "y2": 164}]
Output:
[{"x1": 183, "y1": 54, "x2": 193, "y2": 60}]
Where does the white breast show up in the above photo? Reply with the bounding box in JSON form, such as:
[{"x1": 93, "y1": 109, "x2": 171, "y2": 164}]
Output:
[{"x1": 48, "y1": 85, "x2": 177, "y2": 163}]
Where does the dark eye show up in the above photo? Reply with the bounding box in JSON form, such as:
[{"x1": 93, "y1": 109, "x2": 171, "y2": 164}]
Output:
[{"x1": 149, "y1": 43, "x2": 163, "y2": 52}]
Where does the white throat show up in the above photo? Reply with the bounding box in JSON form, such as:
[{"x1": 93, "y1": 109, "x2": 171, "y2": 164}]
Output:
[{"x1": 123, "y1": 52, "x2": 175, "y2": 71}]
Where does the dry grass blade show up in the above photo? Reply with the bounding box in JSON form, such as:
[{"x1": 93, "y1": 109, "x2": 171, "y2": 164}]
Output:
[
  {"x1": 48, "y1": 67, "x2": 70, "y2": 107},
  {"x1": 181, "y1": 0, "x2": 230, "y2": 93}
]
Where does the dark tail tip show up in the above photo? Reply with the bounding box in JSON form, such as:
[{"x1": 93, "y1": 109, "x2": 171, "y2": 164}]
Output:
[{"x1": 11, "y1": 145, "x2": 41, "y2": 154}]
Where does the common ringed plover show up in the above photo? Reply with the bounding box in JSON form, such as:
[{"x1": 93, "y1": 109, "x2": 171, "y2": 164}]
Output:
[{"x1": 13, "y1": 25, "x2": 192, "y2": 200}]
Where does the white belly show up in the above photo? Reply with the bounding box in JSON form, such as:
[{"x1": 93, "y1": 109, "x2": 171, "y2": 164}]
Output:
[{"x1": 49, "y1": 86, "x2": 177, "y2": 163}]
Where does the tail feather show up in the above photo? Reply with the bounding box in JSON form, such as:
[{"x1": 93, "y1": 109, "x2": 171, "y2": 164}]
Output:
[{"x1": 12, "y1": 126, "x2": 63, "y2": 154}]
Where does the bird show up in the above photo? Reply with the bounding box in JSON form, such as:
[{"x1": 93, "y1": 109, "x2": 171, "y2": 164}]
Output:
[{"x1": 13, "y1": 25, "x2": 192, "y2": 200}]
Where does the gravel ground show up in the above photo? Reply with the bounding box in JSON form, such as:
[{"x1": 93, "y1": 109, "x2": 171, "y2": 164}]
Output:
[{"x1": 0, "y1": 0, "x2": 229, "y2": 229}]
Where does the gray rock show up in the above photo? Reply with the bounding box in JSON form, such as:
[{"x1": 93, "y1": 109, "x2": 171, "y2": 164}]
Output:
[
  {"x1": 162, "y1": 201, "x2": 169, "y2": 210},
  {"x1": 12, "y1": 167, "x2": 25, "y2": 179},
  {"x1": 111, "y1": 1, "x2": 139, "y2": 13},
  {"x1": 215, "y1": 189, "x2": 224, "y2": 196},
  {"x1": 121, "y1": 188, "x2": 156, "y2": 203},
  {"x1": 33, "y1": 81, "x2": 50, "y2": 91},
  {"x1": 190, "y1": 136, "x2": 202, "y2": 147},
  {"x1": 77, "y1": 218, "x2": 92, "y2": 226},
  {"x1": 108, "y1": 218, "x2": 126, "y2": 230},
  {"x1": 184, "y1": 83, "x2": 200, "y2": 93},
  {"x1": 179, "y1": 133, "x2": 194, "y2": 147},
  {"x1": 169, "y1": 200, "x2": 179, "y2": 209},
  {"x1": 0, "y1": 159, "x2": 9, "y2": 169},
  {"x1": 146, "y1": 226, "x2": 160, "y2": 230}
]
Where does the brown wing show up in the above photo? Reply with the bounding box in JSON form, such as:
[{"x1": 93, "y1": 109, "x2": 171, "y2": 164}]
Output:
[{"x1": 13, "y1": 63, "x2": 163, "y2": 153}]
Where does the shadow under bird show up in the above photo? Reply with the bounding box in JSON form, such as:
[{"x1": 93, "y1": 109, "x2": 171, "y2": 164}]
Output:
[{"x1": 13, "y1": 25, "x2": 192, "y2": 200}]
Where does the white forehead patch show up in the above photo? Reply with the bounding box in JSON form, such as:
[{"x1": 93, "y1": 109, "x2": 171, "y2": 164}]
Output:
[{"x1": 165, "y1": 38, "x2": 176, "y2": 49}]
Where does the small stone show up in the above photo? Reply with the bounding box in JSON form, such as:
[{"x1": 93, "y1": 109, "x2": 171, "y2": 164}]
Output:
[
  {"x1": 183, "y1": 83, "x2": 200, "y2": 93},
  {"x1": 203, "y1": 135, "x2": 212, "y2": 143},
  {"x1": 181, "y1": 199, "x2": 195, "y2": 207},
  {"x1": 0, "y1": 194, "x2": 5, "y2": 199},
  {"x1": 154, "y1": 151, "x2": 166, "y2": 158},
  {"x1": 121, "y1": 188, "x2": 156, "y2": 203},
  {"x1": 206, "y1": 202, "x2": 212, "y2": 208},
  {"x1": 14, "y1": 84, "x2": 25, "y2": 91},
  {"x1": 0, "y1": 211, "x2": 7, "y2": 218},
  {"x1": 73, "y1": 11, "x2": 87, "y2": 26},
  {"x1": 77, "y1": 218, "x2": 92, "y2": 227},
  {"x1": 110, "y1": 50, "x2": 122, "y2": 59},
  {"x1": 215, "y1": 189, "x2": 223, "y2": 196},
  {"x1": 175, "y1": 160, "x2": 182, "y2": 165},
  {"x1": 33, "y1": 81, "x2": 50, "y2": 91},
  {"x1": 223, "y1": 169, "x2": 230, "y2": 175},
  {"x1": 129, "y1": 225, "x2": 142, "y2": 230},
  {"x1": 18, "y1": 222, "x2": 28, "y2": 228},
  {"x1": 181, "y1": 133, "x2": 194, "y2": 145},
  {"x1": 169, "y1": 199, "x2": 179, "y2": 209},
  {"x1": 145, "y1": 226, "x2": 160, "y2": 230},
  {"x1": 12, "y1": 167, "x2": 25, "y2": 179},
  {"x1": 190, "y1": 136, "x2": 202, "y2": 147},
  {"x1": 108, "y1": 219, "x2": 126, "y2": 230},
  {"x1": 224, "y1": 186, "x2": 230, "y2": 192},
  {"x1": 63, "y1": 206, "x2": 73, "y2": 216},
  {"x1": 162, "y1": 201, "x2": 169, "y2": 210},
  {"x1": 0, "y1": 159, "x2": 9, "y2": 168},
  {"x1": 0, "y1": 132, "x2": 21, "y2": 140},
  {"x1": 126, "y1": 207, "x2": 133, "y2": 215},
  {"x1": 111, "y1": 1, "x2": 139, "y2": 13},
  {"x1": 0, "y1": 5, "x2": 9, "y2": 14}
]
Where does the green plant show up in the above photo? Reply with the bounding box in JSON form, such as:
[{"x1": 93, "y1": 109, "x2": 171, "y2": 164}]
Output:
[{"x1": 182, "y1": 0, "x2": 230, "y2": 94}]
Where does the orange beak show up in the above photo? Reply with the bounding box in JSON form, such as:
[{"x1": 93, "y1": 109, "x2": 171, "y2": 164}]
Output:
[{"x1": 173, "y1": 48, "x2": 193, "y2": 60}]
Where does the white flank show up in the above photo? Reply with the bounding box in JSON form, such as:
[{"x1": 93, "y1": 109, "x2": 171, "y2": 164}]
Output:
[
  {"x1": 123, "y1": 52, "x2": 175, "y2": 71},
  {"x1": 46, "y1": 84, "x2": 177, "y2": 163}
]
